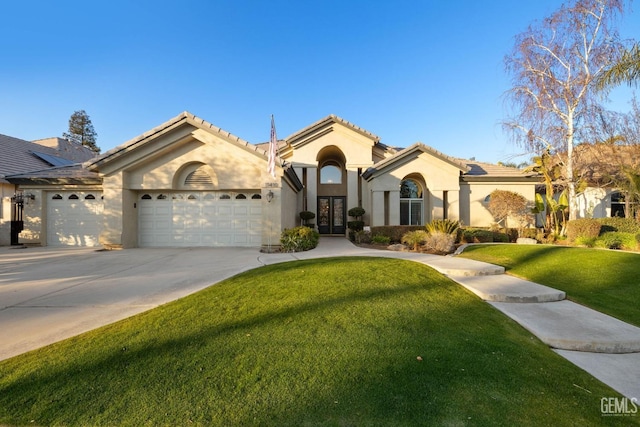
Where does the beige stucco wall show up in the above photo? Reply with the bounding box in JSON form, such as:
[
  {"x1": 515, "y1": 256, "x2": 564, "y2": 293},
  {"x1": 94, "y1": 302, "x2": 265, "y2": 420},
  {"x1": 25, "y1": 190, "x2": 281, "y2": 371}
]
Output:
[
  {"x1": 289, "y1": 125, "x2": 376, "y2": 166},
  {"x1": 365, "y1": 152, "x2": 463, "y2": 226},
  {"x1": 98, "y1": 127, "x2": 287, "y2": 248},
  {"x1": 576, "y1": 187, "x2": 610, "y2": 219},
  {"x1": 459, "y1": 181, "x2": 536, "y2": 228},
  {"x1": 0, "y1": 183, "x2": 15, "y2": 245},
  {"x1": 18, "y1": 188, "x2": 44, "y2": 245},
  {"x1": 16, "y1": 186, "x2": 103, "y2": 246},
  {"x1": 288, "y1": 123, "x2": 377, "y2": 231}
]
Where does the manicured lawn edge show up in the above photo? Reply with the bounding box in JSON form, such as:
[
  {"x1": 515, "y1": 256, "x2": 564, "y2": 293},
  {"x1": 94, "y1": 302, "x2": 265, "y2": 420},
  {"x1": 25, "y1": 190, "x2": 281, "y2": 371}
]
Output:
[{"x1": 0, "y1": 257, "x2": 632, "y2": 426}]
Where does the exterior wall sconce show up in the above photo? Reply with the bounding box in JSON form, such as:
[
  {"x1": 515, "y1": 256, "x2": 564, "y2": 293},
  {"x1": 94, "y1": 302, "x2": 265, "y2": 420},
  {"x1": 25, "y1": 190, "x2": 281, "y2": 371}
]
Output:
[
  {"x1": 266, "y1": 190, "x2": 274, "y2": 203},
  {"x1": 11, "y1": 192, "x2": 35, "y2": 205}
]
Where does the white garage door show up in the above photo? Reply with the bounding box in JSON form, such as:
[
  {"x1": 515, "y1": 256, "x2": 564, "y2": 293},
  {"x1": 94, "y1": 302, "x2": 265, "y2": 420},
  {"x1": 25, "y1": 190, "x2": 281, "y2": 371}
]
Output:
[
  {"x1": 138, "y1": 191, "x2": 262, "y2": 247},
  {"x1": 47, "y1": 191, "x2": 103, "y2": 247}
]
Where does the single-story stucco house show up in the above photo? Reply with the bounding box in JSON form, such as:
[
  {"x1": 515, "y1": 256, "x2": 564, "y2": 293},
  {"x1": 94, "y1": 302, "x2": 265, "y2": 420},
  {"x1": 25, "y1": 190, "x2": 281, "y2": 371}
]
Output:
[{"x1": 5, "y1": 112, "x2": 543, "y2": 250}]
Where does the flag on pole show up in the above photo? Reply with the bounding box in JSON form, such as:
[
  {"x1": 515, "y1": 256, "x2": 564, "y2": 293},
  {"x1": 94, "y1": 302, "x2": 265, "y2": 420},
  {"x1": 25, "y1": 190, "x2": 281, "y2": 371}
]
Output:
[{"x1": 268, "y1": 115, "x2": 278, "y2": 178}]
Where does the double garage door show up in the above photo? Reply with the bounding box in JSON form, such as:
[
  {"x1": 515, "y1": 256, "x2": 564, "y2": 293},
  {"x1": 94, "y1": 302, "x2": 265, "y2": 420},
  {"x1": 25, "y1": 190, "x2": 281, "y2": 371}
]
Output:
[
  {"x1": 46, "y1": 190, "x2": 262, "y2": 247},
  {"x1": 138, "y1": 191, "x2": 262, "y2": 247},
  {"x1": 47, "y1": 191, "x2": 104, "y2": 247}
]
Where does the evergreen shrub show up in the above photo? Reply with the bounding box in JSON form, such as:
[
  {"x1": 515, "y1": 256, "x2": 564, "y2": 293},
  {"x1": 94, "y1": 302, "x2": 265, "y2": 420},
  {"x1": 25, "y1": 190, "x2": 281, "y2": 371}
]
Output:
[
  {"x1": 280, "y1": 226, "x2": 320, "y2": 252},
  {"x1": 566, "y1": 219, "x2": 601, "y2": 242},
  {"x1": 597, "y1": 217, "x2": 640, "y2": 234},
  {"x1": 461, "y1": 228, "x2": 494, "y2": 243}
]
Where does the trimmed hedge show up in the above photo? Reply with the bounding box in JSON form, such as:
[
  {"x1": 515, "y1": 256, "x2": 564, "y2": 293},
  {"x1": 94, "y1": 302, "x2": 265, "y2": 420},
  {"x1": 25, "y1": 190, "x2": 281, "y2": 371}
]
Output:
[
  {"x1": 597, "y1": 217, "x2": 640, "y2": 234},
  {"x1": 370, "y1": 226, "x2": 424, "y2": 243},
  {"x1": 566, "y1": 219, "x2": 601, "y2": 242},
  {"x1": 461, "y1": 228, "x2": 494, "y2": 243}
]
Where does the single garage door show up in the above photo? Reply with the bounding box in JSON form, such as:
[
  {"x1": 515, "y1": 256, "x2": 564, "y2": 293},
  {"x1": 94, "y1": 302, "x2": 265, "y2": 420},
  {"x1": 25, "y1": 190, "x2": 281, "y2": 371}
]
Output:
[
  {"x1": 47, "y1": 191, "x2": 103, "y2": 247},
  {"x1": 138, "y1": 191, "x2": 262, "y2": 247}
]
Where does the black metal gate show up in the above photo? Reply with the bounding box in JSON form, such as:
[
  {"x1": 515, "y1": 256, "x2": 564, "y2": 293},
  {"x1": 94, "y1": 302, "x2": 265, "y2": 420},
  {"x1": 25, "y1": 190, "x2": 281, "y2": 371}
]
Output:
[{"x1": 10, "y1": 193, "x2": 25, "y2": 245}]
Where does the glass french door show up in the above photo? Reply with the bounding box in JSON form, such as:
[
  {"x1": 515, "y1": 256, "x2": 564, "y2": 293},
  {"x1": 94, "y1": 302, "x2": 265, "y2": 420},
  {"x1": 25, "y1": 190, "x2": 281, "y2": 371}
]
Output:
[{"x1": 317, "y1": 196, "x2": 346, "y2": 235}]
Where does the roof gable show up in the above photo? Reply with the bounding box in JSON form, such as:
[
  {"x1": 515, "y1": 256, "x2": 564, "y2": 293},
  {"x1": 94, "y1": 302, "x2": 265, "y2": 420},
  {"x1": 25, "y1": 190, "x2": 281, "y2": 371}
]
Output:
[
  {"x1": 86, "y1": 112, "x2": 271, "y2": 174},
  {"x1": 285, "y1": 114, "x2": 380, "y2": 148},
  {"x1": 363, "y1": 143, "x2": 469, "y2": 180}
]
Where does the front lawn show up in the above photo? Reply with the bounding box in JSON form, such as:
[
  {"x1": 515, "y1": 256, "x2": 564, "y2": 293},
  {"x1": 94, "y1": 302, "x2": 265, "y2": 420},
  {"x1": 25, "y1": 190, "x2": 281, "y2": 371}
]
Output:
[
  {"x1": 0, "y1": 257, "x2": 631, "y2": 426},
  {"x1": 459, "y1": 244, "x2": 640, "y2": 327}
]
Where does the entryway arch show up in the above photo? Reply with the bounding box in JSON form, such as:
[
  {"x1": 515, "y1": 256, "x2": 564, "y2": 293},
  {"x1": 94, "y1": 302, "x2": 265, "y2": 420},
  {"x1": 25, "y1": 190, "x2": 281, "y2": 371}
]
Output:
[{"x1": 316, "y1": 146, "x2": 347, "y2": 235}]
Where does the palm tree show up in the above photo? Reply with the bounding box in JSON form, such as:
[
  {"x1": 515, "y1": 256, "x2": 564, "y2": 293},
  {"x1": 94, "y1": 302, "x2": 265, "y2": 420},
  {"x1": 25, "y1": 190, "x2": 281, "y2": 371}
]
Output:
[{"x1": 596, "y1": 43, "x2": 640, "y2": 90}]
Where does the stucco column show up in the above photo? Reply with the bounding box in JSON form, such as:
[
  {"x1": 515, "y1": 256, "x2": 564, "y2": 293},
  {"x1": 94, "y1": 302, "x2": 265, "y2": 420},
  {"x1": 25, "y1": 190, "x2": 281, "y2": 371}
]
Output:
[
  {"x1": 261, "y1": 185, "x2": 282, "y2": 252},
  {"x1": 101, "y1": 174, "x2": 125, "y2": 248},
  {"x1": 371, "y1": 190, "x2": 385, "y2": 226},
  {"x1": 19, "y1": 189, "x2": 44, "y2": 245},
  {"x1": 447, "y1": 190, "x2": 460, "y2": 222},
  {"x1": 346, "y1": 168, "x2": 359, "y2": 211},
  {"x1": 389, "y1": 190, "x2": 400, "y2": 225},
  {"x1": 430, "y1": 190, "x2": 444, "y2": 221},
  {"x1": 307, "y1": 167, "x2": 317, "y2": 217}
]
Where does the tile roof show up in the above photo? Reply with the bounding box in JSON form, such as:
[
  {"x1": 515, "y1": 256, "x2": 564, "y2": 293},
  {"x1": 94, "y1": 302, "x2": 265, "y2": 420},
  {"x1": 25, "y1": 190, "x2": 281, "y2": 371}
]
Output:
[
  {"x1": 284, "y1": 114, "x2": 381, "y2": 144},
  {"x1": 0, "y1": 134, "x2": 97, "y2": 182},
  {"x1": 461, "y1": 160, "x2": 538, "y2": 178},
  {"x1": 5, "y1": 164, "x2": 101, "y2": 185},
  {"x1": 0, "y1": 134, "x2": 56, "y2": 177},
  {"x1": 362, "y1": 143, "x2": 469, "y2": 179},
  {"x1": 87, "y1": 111, "x2": 266, "y2": 171}
]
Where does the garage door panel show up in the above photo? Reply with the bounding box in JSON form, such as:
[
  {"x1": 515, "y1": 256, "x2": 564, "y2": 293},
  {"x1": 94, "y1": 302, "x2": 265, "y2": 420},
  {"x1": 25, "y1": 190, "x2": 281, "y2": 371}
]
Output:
[
  {"x1": 47, "y1": 192, "x2": 103, "y2": 247},
  {"x1": 218, "y1": 206, "x2": 233, "y2": 216},
  {"x1": 138, "y1": 192, "x2": 261, "y2": 247}
]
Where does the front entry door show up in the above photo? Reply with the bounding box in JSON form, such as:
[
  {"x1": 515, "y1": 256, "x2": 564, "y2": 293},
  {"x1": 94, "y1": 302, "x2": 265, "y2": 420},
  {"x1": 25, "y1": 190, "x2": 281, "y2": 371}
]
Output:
[{"x1": 317, "y1": 196, "x2": 346, "y2": 235}]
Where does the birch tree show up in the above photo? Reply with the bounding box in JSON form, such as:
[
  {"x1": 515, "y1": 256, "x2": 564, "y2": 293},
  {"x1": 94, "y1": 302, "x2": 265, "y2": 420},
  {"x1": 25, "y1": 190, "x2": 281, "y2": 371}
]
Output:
[{"x1": 503, "y1": 0, "x2": 626, "y2": 221}]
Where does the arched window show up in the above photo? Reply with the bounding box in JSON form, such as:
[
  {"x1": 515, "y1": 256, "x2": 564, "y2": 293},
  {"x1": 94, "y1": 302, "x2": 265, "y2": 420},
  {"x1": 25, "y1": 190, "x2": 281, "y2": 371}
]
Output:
[
  {"x1": 85, "y1": 194, "x2": 96, "y2": 200},
  {"x1": 320, "y1": 163, "x2": 342, "y2": 184},
  {"x1": 68, "y1": 194, "x2": 79, "y2": 200},
  {"x1": 400, "y1": 179, "x2": 424, "y2": 225},
  {"x1": 235, "y1": 194, "x2": 247, "y2": 200},
  {"x1": 251, "y1": 194, "x2": 262, "y2": 200},
  {"x1": 52, "y1": 194, "x2": 63, "y2": 200},
  {"x1": 141, "y1": 194, "x2": 152, "y2": 200}
]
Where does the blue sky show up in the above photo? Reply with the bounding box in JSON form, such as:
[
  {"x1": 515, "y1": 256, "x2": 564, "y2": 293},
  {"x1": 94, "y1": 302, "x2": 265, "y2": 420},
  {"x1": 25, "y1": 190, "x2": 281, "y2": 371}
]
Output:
[{"x1": 1, "y1": 0, "x2": 638, "y2": 164}]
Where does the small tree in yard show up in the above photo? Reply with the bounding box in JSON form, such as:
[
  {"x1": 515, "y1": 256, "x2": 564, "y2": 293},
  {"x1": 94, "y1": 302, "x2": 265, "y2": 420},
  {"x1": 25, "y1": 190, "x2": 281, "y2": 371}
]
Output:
[
  {"x1": 487, "y1": 190, "x2": 529, "y2": 231},
  {"x1": 63, "y1": 110, "x2": 100, "y2": 153}
]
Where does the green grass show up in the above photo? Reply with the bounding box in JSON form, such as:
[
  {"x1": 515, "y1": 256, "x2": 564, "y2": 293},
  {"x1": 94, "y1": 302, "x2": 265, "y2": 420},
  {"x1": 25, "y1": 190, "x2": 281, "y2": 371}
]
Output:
[
  {"x1": 0, "y1": 257, "x2": 633, "y2": 426},
  {"x1": 459, "y1": 244, "x2": 640, "y2": 327}
]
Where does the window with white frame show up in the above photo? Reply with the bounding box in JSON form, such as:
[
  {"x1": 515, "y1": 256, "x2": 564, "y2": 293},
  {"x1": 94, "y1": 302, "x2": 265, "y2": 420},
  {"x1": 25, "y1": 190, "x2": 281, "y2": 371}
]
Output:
[{"x1": 400, "y1": 179, "x2": 424, "y2": 225}]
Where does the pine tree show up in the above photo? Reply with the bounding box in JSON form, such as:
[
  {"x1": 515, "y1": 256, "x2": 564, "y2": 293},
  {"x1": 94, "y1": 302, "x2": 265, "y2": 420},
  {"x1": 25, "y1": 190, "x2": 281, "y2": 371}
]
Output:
[{"x1": 63, "y1": 110, "x2": 100, "y2": 153}]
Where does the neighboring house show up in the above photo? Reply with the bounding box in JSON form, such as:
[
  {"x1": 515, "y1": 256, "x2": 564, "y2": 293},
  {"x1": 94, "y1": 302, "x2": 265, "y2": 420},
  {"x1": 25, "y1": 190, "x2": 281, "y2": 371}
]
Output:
[
  {"x1": 552, "y1": 143, "x2": 640, "y2": 219},
  {"x1": 0, "y1": 135, "x2": 96, "y2": 245},
  {"x1": 6, "y1": 112, "x2": 540, "y2": 249}
]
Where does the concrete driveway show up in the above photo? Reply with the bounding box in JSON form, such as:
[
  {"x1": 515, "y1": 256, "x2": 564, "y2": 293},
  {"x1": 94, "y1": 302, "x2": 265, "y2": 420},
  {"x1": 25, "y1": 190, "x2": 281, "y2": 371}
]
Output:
[
  {"x1": 0, "y1": 245, "x2": 279, "y2": 361},
  {"x1": 0, "y1": 239, "x2": 397, "y2": 361}
]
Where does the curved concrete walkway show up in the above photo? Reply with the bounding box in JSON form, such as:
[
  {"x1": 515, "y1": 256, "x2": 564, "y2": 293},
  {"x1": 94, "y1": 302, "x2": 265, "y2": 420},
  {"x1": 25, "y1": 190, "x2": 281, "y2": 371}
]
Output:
[{"x1": 1, "y1": 238, "x2": 638, "y2": 400}]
